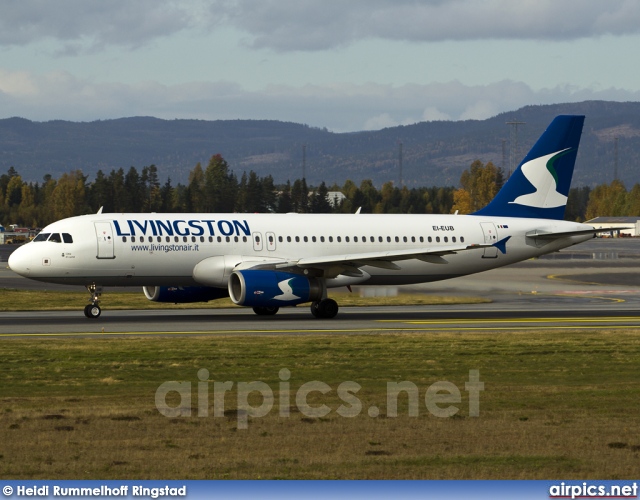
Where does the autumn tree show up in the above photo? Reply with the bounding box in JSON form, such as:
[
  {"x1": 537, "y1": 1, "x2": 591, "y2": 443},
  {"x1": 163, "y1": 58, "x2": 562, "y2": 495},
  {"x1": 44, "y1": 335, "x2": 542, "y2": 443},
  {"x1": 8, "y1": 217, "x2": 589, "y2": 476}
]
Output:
[{"x1": 452, "y1": 160, "x2": 503, "y2": 214}]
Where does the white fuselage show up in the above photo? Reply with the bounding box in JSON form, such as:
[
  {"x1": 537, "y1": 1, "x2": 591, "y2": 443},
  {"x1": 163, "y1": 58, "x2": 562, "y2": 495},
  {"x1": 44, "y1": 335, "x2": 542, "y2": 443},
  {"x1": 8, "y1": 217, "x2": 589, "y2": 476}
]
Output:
[{"x1": 8, "y1": 212, "x2": 594, "y2": 289}]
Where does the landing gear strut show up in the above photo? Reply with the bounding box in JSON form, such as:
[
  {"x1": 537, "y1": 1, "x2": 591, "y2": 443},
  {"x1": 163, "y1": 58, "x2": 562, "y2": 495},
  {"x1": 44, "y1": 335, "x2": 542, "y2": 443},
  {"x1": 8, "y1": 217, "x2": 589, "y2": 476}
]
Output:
[
  {"x1": 84, "y1": 284, "x2": 102, "y2": 319},
  {"x1": 310, "y1": 298, "x2": 339, "y2": 319}
]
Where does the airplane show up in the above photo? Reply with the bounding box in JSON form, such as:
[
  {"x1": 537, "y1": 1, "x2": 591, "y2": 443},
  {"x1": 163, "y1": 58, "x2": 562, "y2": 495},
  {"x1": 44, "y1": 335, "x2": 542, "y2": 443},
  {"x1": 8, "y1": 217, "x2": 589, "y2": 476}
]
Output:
[{"x1": 9, "y1": 115, "x2": 601, "y2": 319}]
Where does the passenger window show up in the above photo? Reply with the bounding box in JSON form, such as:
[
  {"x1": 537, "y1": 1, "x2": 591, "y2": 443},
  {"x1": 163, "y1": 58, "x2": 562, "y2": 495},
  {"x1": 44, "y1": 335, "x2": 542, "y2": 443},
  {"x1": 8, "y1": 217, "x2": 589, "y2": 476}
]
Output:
[
  {"x1": 34, "y1": 233, "x2": 50, "y2": 242},
  {"x1": 217, "y1": 236, "x2": 222, "y2": 243},
  {"x1": 278, "y1": 236, "x2": 283, "y2": 243},
  {"x1": 149, "y1": 236, "x2": 153, "y2": 242},
  {"x1": 122, "y1": 236, "x2": 127, "y2": 242},
  {"x1": 287, "y1": 236, "x2": 292, "y2": 242},
  {"x1": 436, "y1": 236, "x2": 440, "y2": 243},
  {"x1": 329, "y1": 236, "x2": 333, "y2": 242},
  {"x1": 62, "y1": 233, "x2": 73, "y2": 243},
  {"x1": 295, "y1": 236, "x2": 300, "y2": 242},
  {"x1": 49, "y1": 233, "x2": 62, "y2": 243},
  {"x1": 209, "y1": 236, "x2": 213, "y2": 243},
  {"x1": 411, "y1": 236, "x2": 415, "y2": 243},
  {"x1": 428, "y1": 236, "x2": 433, "y2": 243},
  {"x1": 304, "y1": 236, "x2": 308, "y2": 242},
  {"x1": 395, "y1": 236, "x2": 399, "y2": 243},
  {"x1": 420, "y1": 236, "x2": 424, "y2": 243},
  {"x1": 175, "y1": 236, "x2": 179, "y2": 242},
  {"x1": 183, "y1": 237, "x2": 187, "y2": 243},
  {"x1": 312, "y1": 236, "x2": 316, "y2": 242},
  {"x1": 354, "y1": 237, "x2": 358, "y2": 242},
  {"x1": 226, "y1": 236, "x2": 230, "y2": 242},
  {"x1": 234, "y1": 236, "x2": 239, "y2": 242},
  {"x1": 370, "y1": 236, "x2": 374, "y2": 242},
  {"x1": 444, "y1": 236, "x2": 448, "y2": 243},
  {"x1": 461, "y1": 236, "x2": 465, "y2": 243},
  {"x1": 158, "y1": 237, "x2": 162, "y2": 242},
  {"x1": 243, "y1": 236, "x2": 247, "y2": 242},
  {"x1": 379, "y1": 236, "x2": 383, "y2": 242},
  {"x1": 200, "y1": 236, "x2": 205, "y2": 242},
  {"x1": 167, "y1": 237, "x2": 172, "y2": 242},
  {"x1": 387, "y1": 236, "x2": 391, "y2": 242},
  {"x1": 452, "y1": 236, "x2": 457, "y2": 243},
  {"x1": 403, "y1": 236, "x2": 407, "y2": 242},
  {"x1": 345, "y1": 236, "x2": 349, "y2": 242},
  {"x1": 337, "y1": 236, "x2": 342, "y2": 242},
  {"x1": 320, "y1": 236, "x2": 325, "y2": 242}
]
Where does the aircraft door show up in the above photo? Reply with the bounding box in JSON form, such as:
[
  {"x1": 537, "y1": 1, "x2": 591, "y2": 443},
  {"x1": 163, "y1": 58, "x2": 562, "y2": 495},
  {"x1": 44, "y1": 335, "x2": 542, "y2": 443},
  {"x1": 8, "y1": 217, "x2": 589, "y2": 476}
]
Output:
[
  {"x1": 95, "y1": 222, "x2": 115, "y2": 259},
  {"x1": 480, "y1": 222, "x2": 498, "y2": 258},
  {"x1": 266, "y1": 232, "x2": 276, "y2": 251},
  {"x1": 253, "y1": 232, "x2": 263, "y2": 252}
]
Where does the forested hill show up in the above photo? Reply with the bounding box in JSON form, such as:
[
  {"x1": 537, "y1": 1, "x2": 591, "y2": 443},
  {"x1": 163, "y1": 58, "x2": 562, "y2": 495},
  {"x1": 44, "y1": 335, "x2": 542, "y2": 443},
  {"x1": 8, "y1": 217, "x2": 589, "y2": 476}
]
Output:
[{"x1": 1, "y1": 100, "x2": 639, "y2": 188}]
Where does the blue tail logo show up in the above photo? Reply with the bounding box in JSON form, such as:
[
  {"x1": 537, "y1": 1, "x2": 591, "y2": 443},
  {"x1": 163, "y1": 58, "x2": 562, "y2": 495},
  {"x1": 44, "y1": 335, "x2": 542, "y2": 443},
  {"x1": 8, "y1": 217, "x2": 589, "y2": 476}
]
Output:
[{"x1": 474, "y1": 115, "x2": 584, "y2": 220}]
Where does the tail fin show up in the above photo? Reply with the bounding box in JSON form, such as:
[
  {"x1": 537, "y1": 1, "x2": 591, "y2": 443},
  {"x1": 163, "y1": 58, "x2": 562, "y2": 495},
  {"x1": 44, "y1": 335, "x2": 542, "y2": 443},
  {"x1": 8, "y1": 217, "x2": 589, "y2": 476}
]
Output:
[{"x1": 473, "y1": 115, "x2": 584, "y2": 220}]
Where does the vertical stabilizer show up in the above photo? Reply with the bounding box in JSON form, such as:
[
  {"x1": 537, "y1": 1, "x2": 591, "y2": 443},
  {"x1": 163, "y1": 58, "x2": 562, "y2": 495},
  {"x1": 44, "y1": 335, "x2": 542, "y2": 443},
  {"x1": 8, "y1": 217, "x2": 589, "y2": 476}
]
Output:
[{"x1": 473, "y1": 115, "x2": 584, "y2": 220}]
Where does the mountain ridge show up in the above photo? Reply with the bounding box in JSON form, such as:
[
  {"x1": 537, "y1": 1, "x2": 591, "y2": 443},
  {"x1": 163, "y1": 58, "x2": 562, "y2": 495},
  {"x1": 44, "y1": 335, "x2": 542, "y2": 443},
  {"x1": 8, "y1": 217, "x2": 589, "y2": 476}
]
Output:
[{"x1": 1, "y1": 100, "x2": 639, "y2": 188}]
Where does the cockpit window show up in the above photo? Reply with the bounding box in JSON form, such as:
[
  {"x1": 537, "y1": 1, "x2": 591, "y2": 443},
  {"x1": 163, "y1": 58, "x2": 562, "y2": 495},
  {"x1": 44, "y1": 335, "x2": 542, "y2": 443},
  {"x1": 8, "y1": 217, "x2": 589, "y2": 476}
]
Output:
[
  {"x1": 48, "y1": 233, "x2": 62, "y2": 243},
  {"x1": 33, "y1": 233, "x2": 50, "y2": 242},
  {"x1": 62, "y1": 233, "x2": 73, "y2": 243}
]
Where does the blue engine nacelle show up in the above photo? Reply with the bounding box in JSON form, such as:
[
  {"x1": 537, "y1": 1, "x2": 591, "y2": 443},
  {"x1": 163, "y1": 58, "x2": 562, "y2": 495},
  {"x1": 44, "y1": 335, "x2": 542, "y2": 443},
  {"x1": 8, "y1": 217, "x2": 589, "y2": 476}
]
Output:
[
  {"x1": 228, "y1": 270, "x2": 323, "y2": 307},
  {"x1": 143, "y1": 286, "x2": 228, "y2": 303}
]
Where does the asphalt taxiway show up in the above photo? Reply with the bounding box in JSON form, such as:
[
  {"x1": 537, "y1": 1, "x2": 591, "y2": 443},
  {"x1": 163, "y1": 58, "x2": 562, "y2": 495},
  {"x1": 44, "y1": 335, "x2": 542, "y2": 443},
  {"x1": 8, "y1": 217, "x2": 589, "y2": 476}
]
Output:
[{"x1": 2, "y1": 239, "x2": 640, "y2": 337}]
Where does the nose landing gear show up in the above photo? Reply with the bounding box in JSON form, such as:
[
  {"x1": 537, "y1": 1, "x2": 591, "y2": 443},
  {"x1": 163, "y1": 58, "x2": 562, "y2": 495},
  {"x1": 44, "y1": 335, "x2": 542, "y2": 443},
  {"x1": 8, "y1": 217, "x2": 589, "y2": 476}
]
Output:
[{"x1": 84, "y1": 284, "x2": 102, "y2": 319}]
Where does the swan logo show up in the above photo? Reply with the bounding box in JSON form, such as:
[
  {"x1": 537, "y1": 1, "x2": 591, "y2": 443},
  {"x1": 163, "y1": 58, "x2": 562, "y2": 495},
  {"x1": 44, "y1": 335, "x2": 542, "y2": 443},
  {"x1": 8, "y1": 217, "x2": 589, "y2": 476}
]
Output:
[
  {"x1": 510, "y1": 148, "x2": 572, "y2": 208},
  {"x1": 273, "y1": 279, "x2": 300, "y2": 301}
]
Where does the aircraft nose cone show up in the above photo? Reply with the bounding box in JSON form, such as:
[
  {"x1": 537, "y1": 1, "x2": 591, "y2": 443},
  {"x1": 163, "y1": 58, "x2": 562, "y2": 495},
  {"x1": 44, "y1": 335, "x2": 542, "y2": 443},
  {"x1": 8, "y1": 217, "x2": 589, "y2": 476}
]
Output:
[{"x1": 8, "y1": 246, "x2": 30, "y2": 277}]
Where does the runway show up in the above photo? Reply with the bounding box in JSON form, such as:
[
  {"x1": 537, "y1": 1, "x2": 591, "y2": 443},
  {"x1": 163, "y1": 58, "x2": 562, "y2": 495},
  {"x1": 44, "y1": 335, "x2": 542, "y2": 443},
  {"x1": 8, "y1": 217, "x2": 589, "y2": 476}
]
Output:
[{"x1": 2, "y1": 239, "x2": 640, "y2": 337}]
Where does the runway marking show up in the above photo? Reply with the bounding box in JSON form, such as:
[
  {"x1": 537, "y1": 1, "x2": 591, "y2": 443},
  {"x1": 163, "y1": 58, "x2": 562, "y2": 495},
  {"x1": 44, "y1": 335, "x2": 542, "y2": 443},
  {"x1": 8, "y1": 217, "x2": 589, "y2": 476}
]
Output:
[
  {"x1": 552, "y1": 294, "x2": 626, "y2": 303},
  {"x1": 4, "y1": 323, "x2": 640, "y2": 338},
  {"x1": 378, "y1": 316, "x2": 640, "y2": 325},
  {"x1": 547, "y1": 274, "x2": 603, "y2": 285}
]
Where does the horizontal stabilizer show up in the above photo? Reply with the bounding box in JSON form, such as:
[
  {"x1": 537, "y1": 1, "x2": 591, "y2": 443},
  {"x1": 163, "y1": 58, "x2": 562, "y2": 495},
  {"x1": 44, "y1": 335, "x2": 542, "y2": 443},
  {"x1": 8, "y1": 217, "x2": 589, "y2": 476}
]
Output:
[{"x1": 525, "y1": 227, "x2": 633, "y2": 240}]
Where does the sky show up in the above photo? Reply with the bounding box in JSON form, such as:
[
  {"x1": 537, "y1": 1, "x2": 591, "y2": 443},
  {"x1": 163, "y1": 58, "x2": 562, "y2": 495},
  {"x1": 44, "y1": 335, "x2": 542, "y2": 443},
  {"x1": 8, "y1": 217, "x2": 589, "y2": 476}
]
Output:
[{"x1": 1, "y1": 0, "x2": 640, "y2": 132}]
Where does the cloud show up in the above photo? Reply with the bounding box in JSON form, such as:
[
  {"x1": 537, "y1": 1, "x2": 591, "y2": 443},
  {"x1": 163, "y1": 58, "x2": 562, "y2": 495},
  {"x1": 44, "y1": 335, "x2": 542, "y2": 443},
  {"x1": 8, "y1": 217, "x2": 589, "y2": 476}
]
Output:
[
  {"x1": 210, "y1": 0, "x2": 640, "y2": 51},
  {"x1": 2, "y1": 1, "x2": 640, "y2": 52},
  {"x1": 2, "y1": 70, "x2": 640, "y2": 131},
  {"x1": 0, "y1": 0, "x2": 206, "y2": 49}
]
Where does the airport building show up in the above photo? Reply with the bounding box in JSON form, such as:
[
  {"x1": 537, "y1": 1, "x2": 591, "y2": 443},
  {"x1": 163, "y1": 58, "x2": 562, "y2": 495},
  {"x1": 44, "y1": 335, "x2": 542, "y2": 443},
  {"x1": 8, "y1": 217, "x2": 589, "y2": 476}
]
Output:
[{"x1": 584, "y1": 216, "x2": 640, "y2": 237}]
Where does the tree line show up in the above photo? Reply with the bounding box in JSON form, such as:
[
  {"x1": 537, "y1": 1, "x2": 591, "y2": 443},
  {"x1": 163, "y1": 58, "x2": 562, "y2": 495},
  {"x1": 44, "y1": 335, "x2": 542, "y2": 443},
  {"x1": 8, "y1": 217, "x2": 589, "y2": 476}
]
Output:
[
  {"x1": 0, "y1": 155, "x2": 636, "y2": 229},
  {"x1": 0, "y1": 155, "x2": 454, "y2": 228}
]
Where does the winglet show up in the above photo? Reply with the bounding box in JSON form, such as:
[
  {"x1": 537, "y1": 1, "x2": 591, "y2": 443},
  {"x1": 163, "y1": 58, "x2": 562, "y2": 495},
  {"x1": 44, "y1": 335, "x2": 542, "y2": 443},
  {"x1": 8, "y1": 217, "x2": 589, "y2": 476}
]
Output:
[{"x1": 473, "y1": 115, "x2": 584, "y2": 220}]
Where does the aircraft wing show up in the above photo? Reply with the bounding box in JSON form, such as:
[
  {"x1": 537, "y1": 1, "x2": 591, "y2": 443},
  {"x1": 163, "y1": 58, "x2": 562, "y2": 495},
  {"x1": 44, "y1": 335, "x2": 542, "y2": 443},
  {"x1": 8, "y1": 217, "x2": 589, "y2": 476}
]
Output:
[{"x1": 243, "y1": 242, "x2": 492, "y2": 278}]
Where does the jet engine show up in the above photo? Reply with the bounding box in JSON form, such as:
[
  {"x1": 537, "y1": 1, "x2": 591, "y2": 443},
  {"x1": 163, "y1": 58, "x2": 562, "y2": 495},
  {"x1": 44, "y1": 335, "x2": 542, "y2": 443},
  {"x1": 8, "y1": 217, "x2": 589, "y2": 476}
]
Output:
[
  {"x1": 228, "y1": 270, "x2": 323, "y2": 307},
  {"x1": 143, "y1": 286, "x2": 228, "y2": 303}
]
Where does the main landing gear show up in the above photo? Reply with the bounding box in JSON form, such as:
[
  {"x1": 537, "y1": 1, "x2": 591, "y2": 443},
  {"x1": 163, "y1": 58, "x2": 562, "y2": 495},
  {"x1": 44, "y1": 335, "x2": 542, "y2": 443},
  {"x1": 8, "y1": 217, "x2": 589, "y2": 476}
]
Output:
[
  {"x1": 310, "y1": 298, "x2": 339, "y2": 319},
  {"x1": 251, "y1": 299, "x2": 339, "y2": 318},
  {"x1": 84, "y1": 284, "x2": 102, "y2": 319},
  {"x1": 253, "y1": 306, "x2": 279, "y2": 316}
]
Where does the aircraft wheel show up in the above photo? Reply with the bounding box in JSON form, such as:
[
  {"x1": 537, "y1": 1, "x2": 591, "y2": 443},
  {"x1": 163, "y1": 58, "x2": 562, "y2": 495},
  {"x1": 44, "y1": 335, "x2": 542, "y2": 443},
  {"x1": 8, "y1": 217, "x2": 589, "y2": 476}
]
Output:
[
  {"x1": 319, "y1": 298, "x2": 339, "y2": 319},
  {"x1": 84, "y1": 304, "x2": 101, "y2": 319},
  {"x1": 253, "y1": 306, "x2": 279, "y2": 316},
  {"x1": 312, "y1": 299, "x2": 338, "y2": 319},
  {"x1": 310, "y1": 301, "x2": 321, "y2": 318}
]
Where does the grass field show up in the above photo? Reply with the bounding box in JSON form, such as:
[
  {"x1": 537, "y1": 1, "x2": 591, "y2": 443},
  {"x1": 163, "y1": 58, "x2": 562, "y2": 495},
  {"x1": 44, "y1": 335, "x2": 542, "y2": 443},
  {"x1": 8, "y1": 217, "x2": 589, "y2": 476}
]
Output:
[
  {"x1": 0, "y1": 288, "x2": 490, "y2": 311},
  {"x1": 1, "y1": 330, "x2": 640, "y2": 479}
]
